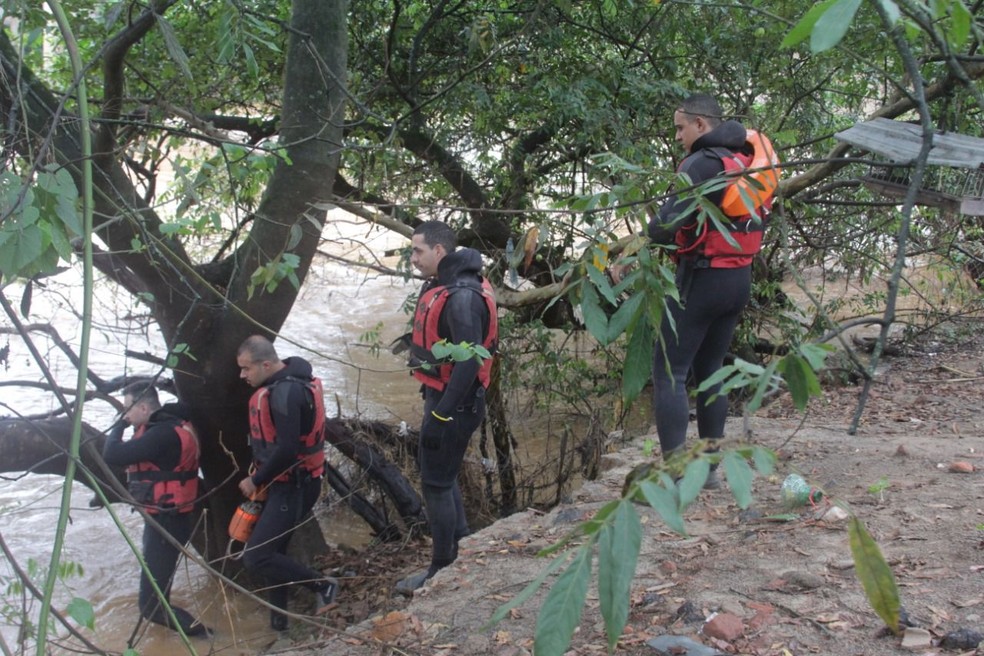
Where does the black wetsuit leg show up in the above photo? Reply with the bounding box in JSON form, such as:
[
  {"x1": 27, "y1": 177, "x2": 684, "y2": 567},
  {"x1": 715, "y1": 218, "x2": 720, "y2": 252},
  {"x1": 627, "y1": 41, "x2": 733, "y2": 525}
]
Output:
[
  {"x1": 138, "y1": 512, "x2": 204, "y2": 633},
  {"x1": 242, "y1": 476, "x2": 324, "y2": 615},
  {"x1": 419, "y1": 388, "x2": 485, "y2": 568},
  {"x1": 652, "y1": 266, "x2": 751, "y2": 454}
]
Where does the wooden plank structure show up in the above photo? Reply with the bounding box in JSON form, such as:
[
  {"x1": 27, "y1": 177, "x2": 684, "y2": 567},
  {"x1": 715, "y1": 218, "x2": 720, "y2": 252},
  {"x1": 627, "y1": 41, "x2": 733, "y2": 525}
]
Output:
[{"x1": 834, "y1": 117, "x2": 984, "y2": 215}]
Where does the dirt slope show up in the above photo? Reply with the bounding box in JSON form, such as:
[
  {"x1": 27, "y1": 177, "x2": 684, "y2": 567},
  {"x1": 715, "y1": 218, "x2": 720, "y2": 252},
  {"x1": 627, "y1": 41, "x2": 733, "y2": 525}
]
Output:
[{"x1": 278, "y1": 334, "x2": 984, "y2": 656}]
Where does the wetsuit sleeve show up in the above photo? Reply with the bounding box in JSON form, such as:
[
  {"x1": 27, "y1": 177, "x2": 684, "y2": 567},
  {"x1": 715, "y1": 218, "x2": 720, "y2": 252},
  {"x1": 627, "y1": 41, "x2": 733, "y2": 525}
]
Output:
[
  {"x1": 648, "y1": 151, "x2": 727, "y2": 244},
  {"x1": 432, "y1": 289, "x2": 487, "y2": 418},
  {"x1": 250, "y1": 382, "x2": 312, "y2": 486},
  {"x1": 102, "y1": 422, "x2": 181, "y2": 470}
]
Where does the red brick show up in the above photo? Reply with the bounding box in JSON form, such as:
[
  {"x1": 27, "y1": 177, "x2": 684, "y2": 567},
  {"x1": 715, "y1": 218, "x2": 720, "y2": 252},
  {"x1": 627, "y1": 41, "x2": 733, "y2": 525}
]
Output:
[{"x1": 703, "y1": 612, "x2": 745, "y2": 642}]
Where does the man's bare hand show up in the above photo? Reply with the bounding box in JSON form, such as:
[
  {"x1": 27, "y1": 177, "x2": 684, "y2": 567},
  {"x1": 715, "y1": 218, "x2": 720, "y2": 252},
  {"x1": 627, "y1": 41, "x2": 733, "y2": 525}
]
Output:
[{"x1": 238, "y1": 477, "x2": 257, "y2": 498}]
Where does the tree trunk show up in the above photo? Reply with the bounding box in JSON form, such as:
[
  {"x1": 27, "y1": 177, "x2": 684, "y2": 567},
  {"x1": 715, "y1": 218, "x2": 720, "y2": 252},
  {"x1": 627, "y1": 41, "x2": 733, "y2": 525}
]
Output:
[{"x1": 482, "y1": 359, "x2": 519, "y2": 516}]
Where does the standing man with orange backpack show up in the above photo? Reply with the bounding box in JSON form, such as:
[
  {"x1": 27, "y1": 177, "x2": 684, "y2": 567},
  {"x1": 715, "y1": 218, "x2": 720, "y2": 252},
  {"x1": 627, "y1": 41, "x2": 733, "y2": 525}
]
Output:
[
  {"x1": 236, "y1": 335, "x2": 338, "y2": 631},
  {"x1": 646, "y1": 93, "x2": 779, "y2": 486},
  {"x1": 102, "y1": 382, "x2": 210, "y2": 637}
]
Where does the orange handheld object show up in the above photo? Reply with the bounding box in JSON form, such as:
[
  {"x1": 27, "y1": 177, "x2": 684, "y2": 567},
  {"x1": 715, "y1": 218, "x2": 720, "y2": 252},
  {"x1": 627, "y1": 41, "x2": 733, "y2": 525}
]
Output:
[{"x1": 228, "y1": 499, "x2": 263, "y2": 543}]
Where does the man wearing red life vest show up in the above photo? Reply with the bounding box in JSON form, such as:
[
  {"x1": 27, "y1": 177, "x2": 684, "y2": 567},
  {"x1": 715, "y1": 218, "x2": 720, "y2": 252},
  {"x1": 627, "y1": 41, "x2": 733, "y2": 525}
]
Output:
[
  {"x1": 396, "y1": 220, "x2": 498, "y2": 594},
  {"x1": 647, "y1": 93, "x2": 776, "y2": 488},
  {"x1": 236, "y1": 335, "x2": 337, "y2": 631},
  {"x1": 102, "y1": 382, "x2": 210, "y2": 637}
]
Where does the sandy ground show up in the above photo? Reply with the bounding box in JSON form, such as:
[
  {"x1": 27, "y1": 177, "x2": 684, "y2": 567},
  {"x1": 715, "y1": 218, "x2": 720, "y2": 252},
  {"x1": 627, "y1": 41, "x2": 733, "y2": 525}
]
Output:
[{"x1": 266, "y1": 332, "x2": 984, "y2": 656}]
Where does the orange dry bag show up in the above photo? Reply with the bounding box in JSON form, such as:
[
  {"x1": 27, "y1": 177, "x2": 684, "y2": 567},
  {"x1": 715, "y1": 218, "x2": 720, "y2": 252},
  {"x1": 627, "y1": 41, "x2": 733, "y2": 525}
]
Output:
[{"x1": 719, "y1": 129, "x2": 780, "y2": 218}]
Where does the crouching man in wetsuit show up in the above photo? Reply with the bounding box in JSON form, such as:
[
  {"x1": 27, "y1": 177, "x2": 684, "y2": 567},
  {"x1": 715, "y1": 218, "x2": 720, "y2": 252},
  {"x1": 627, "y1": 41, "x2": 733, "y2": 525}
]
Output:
[
  {"x1": 102, "y1": 382, "x2": 210, "y2": 637},
  {"x1": 396, "y1": 220, "x2": 498, "y2": 594},
  {"x1": 236, "y1": 335, "x2": 338, "y2": 631}
]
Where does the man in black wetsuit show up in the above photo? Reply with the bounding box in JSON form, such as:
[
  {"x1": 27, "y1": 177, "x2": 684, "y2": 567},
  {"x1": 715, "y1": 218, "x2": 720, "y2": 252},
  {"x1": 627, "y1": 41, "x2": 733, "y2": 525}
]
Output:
[
  {"x1": 236, "y1": 335, "x2": 337, "y2": 631},
  {"x1": 396, "y1": 220, "x2": 498, "y2": 594},
  {"x1": 646, "y1": 93, "x2": 775, "y2": 486},
  {"x1": 102, "y1": 382, "x2": 210, "y2": 637}
]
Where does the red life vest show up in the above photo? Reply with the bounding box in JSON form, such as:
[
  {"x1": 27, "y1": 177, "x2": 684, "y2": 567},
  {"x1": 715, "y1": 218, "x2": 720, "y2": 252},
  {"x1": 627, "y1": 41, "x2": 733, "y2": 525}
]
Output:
[
  {"x1": 126, "y1": 421, "x2": 200, "y2": 515},
  {"x1": 411, "y1": 278, "x2": 498, "y2": 392},
  {"x1": 674, "y1": 130, "x2": 780, "y2": 268},
  {"x1": 248, "y1": 377, "x2": 326, "y2": 481}
]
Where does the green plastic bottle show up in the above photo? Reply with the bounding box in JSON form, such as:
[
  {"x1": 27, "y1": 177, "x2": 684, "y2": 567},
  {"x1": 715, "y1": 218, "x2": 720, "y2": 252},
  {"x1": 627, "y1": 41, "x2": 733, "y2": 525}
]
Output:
[{"x1": 781, "y1": 473, "x2": 822, "y2": 507}]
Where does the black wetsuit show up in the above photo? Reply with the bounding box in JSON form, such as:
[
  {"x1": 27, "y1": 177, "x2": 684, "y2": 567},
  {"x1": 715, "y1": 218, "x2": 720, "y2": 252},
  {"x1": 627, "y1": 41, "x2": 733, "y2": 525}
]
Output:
[
  {"x1": 416, "y1": 248, "x2": 491, "y2": 572},
  {"x1": 647, "y1": 120, "x2": 754, "y2": 455},
  {"x1": 102, "y1": 402, "x2": 207, "y2": 635},
  {"x1": 241, "y1": 357, "x2": 326, "y2": 624}
]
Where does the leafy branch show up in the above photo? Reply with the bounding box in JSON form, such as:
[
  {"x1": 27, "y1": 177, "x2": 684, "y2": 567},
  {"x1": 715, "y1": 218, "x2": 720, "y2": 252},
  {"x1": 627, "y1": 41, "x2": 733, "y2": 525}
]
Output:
[{"x1": 489, "y1": 445, "x2": 777, "y2": 655}]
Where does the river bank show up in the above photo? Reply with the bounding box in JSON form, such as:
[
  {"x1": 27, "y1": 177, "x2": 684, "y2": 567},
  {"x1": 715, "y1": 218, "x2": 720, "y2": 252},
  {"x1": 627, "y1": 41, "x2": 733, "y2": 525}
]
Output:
[{"x1": 268, "y1": 329, "x2": 984, "y2": 656}]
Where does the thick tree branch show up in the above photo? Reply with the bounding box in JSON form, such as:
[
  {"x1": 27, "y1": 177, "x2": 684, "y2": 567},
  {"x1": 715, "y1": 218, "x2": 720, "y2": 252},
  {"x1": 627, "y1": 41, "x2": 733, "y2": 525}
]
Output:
[
  {"x1": 98, "y1": 0, "x2": 179, "y2": 154},
  {"x1": 398, "y1": 120, "x2": 511, "y2": 248}
]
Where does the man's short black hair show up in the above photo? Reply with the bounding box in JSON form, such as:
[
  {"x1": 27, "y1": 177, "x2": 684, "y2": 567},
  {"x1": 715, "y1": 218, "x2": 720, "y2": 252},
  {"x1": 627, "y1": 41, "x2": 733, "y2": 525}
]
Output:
[
  {"x1": 121, "y1": 382, "x2": 161, "y2": 409},
  {"x1": 677, "y1": 93, "x2": 724, "y2": 128},
  {"x1": 238, "y1": 335, "x2": 279, "y2": 363},
  {"x1": 412, "y1": 221, "x2": 457, "y2": 253}
]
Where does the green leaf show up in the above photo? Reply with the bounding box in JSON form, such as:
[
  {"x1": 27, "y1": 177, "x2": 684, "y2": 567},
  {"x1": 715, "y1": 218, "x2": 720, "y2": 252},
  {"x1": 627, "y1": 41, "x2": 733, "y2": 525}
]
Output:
[
  {"x1": 38, "y1": 167, "x2": 82, "y2": 236},
  {"x1": 580, "y1": 500, "x2": 621, "y2": 538},
  {"x1": 11, "y1": 225, "x2": 45, "y2": 276},
  {"x1": 621, "y1": 320, "x2": 652, "y2": 404},
  {"x1": 722, "y1": 451, "x2": 754, "y2": 509},
  {"x1": 171, "y1": 343, "x2": 198, "y2": 362},
  {"x1": 678, "y1": 457, "x2": 710, "y2": 508},
  {"x1": 66, "y1": 597, "x2": 95, "y2": 630},
  {"x1": 579, "y1": 281, "x2": 609, "y2": 344},
  {"x1": 745, "y1": 358, "x2": 779, "y2": 414},
  {"x1": 639, "y1": 480, "x2": 686, "y2": 535},
  {"x1": 156, "y1": 15, "x2": 194, "y2": 81},
  {"x1": 244, "y1": 42, "x2": 259, "y2": 78},
  {"x1": 799, "y1": 342, "x2": 834, "y2": 370},
  {"x1": 811, "y1": 0, "x2": 862, "y2": 53},
  {"x1": 849, "y1": 516, "x2": 901, "y2": 634},
  {"x1": 781, "y1": 0, "x2": 838, "y2": 48},
  {"x1": 948, "y1": 0, "x2": 972, "y2": 48},
  {"x1": 20, "y1": 279, "x2": 32, "y2": 317},
  {"x1": 46, "y1": 214, "x2": 73, "y2": 261},
  {"x1": 534, "y1": 548, "x2": 592, "y2": 656},
  {"x1": 751, "y1": 446, "x2": 777, "y2": 477},
  {"x1": 873, "y1": 0, "x2": 901, "y2": 25},
  {"x1": 217, "y1": 6, "x2": 236, "y2": 63},
  {"x1": 779, "y1": 353, "x2": 822, "y2": 411},
  {"x1": 287, "y1": 222, "x2": 303, "y2": 251},
  {"x1": 586, "y1": 257, "x2": 617, "y2": 306},
  {"x1": 598, "y1": 502, "x2": 641, "y2": 650},
  {"x1": 606, "y1": 291, "x2": 643, "y2": 343}
]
